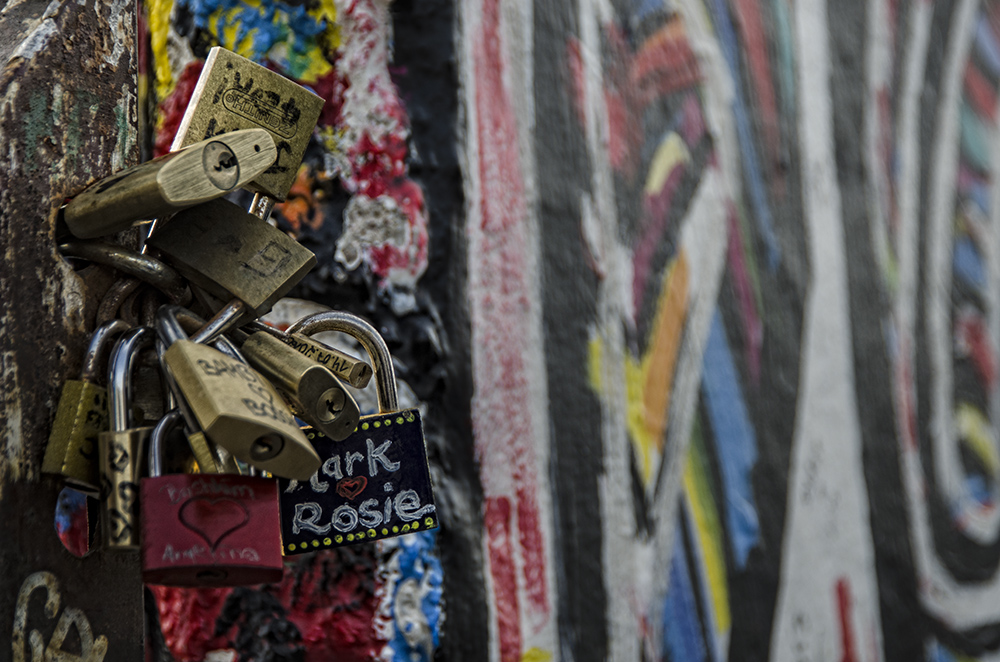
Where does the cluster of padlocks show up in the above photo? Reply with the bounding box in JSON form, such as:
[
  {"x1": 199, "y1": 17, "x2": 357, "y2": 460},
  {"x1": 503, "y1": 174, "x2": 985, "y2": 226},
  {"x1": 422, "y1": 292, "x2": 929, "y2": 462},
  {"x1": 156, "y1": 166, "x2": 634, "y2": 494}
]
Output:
[{"x1": 43, "y1": 47, "x2": 437, "y2": 586}]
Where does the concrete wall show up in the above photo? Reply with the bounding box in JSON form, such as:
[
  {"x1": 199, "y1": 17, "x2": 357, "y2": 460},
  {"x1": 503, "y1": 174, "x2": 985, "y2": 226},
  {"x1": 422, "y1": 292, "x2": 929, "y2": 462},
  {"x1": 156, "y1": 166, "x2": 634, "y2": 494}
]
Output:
[{"x1": 145, "y1": 0, "x2": 1000, "y2": 661}]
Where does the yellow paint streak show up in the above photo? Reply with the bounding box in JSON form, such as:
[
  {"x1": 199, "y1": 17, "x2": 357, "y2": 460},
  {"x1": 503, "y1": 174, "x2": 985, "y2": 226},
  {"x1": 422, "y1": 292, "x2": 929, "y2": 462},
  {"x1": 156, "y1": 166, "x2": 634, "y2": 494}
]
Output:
[
  {"x1": 683, "y1": 429, "x2": 731, "y2": 635},
  {"x1": 148, "y1": 0, "x2": 175, "y2": 100},
  {"x1": 957, "y1": 402, "x2": 1000, "y2": 476},
  {"x1": 588, "y1": 332, "x2": 604, "y2": 393},
  {"x1": 521, "y1": 648, "x2": 553, "y2": 662},
  {"x1": 640, "y1": 253, "x2": 689, "y2": 452},
  {"x1": 644, "y1": 132, "x2": 690, "y2": 196},
  {"x1": 625, "y1": 353, "x2": 652, "y2": 481}
]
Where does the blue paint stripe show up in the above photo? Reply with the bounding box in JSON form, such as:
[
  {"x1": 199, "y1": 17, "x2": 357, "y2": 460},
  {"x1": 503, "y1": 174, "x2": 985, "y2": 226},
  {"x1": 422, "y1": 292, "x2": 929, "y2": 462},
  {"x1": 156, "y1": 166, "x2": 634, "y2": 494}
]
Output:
[
  {"x1": 927, "y1": 640, "x2": 956, "y2": 662},
  {"x1": 664, "y1": 520, "x2": 708, "y2": 662},
  {"x1": 961, "y1": 175, "x2": 990, "y2": 215},
  {"x1": 701, "y1": 312, "x2": 761, "y2": 568},
  {"x1": 954, "y1": 236, "x2": 986, "y2": 291},
  {"x1": 707, "y1": 0, "x2": 782, "y2": 270},
  {"x1": 977, "y1": 15, "x2": 1000, "y2": 78}
]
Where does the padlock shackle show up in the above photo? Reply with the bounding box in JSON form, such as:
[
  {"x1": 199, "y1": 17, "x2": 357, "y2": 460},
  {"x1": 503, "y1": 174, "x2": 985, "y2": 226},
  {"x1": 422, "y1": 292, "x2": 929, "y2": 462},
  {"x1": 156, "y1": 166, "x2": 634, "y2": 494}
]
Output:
[
  {"x1": 287, "y1": 312, "x2": 398, "y2": 413},
  {"x1": 59, "y1": 241, "x2": 192, "y2": 306},
  {"x1": 155, "y1": 304, "x2": 189, "y2": 346},
  {"x1": 107, "y1": 326, "x2": 154, "y2": 431},
  {"x1": 148, "y1": 410, "x2": 184, "y2": 478},
  {"x1": 80, "y1": 319, "x2": 130, "y2": 382}
]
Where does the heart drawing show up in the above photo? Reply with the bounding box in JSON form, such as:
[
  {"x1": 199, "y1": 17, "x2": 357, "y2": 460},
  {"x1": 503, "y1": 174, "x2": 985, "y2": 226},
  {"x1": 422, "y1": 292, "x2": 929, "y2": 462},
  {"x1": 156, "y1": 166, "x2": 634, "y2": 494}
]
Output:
[
  {"x1": 336, "y1": 476, "x2": 367, "y2": 500},
  {"x1": 178, "y1": 498, "x2": 250, "y2": 551}
]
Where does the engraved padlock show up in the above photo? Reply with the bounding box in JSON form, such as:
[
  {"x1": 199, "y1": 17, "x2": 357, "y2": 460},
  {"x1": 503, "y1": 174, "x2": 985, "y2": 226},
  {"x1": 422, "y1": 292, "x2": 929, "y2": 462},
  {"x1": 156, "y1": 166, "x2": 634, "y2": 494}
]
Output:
[
  {"x1": 155, "y1": 304, "x2": 320, "y2": 480},
  {"x1": 278, "y1": 312, "x2": 438, "y2": 553},
  {"x1": 98, "y1": 326, "x2": 155, "y2": 550},
  {"x1": 141, "y1": 410, "x2": 285, "y2": 586},
  {"x1": 170, "y1": 47, "x2": 325, "y2": 211},
  {"x1": 146, "y1": 198, "x2": 316, "y2": 321},
  {"x1": 246, "y1": 320, "x2": 373, "y2": 389},
  {"x1": 63, "y1": 128, "x2": 277, "y2": 239},
  {"x1": 230, "y1": 326, "x2": 361, "y2": 441},
  {"x1": 43, "y1": 320, "x2": 130, "y2": 493}
]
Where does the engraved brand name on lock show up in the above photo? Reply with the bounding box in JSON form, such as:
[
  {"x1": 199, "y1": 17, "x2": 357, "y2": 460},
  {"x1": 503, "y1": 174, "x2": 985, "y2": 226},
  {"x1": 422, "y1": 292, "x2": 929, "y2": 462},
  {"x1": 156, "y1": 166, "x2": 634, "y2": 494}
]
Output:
[
  {"x1": 160, "y1": 477, "x2": 258, "y2": 505},
  {"x1": 222, "y1": 89, "x2": 297, "y2": 138}
]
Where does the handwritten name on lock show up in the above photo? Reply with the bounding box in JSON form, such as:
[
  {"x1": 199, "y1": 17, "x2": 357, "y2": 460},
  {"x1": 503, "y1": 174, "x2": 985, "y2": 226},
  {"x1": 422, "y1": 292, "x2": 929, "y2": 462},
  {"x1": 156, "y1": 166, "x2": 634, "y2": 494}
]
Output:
[{"x1": 279, "y1": 410, "x2": 437, "y2": 553}]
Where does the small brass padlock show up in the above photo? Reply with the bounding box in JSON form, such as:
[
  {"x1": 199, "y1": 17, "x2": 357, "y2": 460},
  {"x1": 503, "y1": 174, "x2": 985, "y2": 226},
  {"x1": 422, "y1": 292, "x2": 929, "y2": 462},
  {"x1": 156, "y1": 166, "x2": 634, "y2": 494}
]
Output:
[
  {"x1": 155, "y1": 304, "x2": 321, "y2": 480},
  {"x1": 171, "y1": 47, "x2": 325, "y2": 203},
  {"x1": 231, "y1": 326, "x2": 361, "y2": 441},
  {"x1": 246, "y1": 321, "x2": 374, "y2": 389},
  {"x1": 146, "y1": 198, "x2": 316, "y2": 320},
  {"x1": 63, "y1": 128, "x2": 277, "y2": 239},
  {"x1": 43, "y1": 319, "x2": 130, "y2": 492},
  {"x1": 141, "y1": 410, "x2": 285, "y2": 586},
  {"x1": 98, "y1": 326, "x2": 155, "y2": 550},
  {"x1": 278, "y1": 312, "x2": 438, "y2": 553}
]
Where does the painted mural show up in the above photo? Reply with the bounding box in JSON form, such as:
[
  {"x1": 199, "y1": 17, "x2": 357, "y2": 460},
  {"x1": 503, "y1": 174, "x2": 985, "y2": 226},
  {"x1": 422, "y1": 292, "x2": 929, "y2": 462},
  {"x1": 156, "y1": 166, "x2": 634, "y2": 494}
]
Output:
[{"x1": 134, "y1": 0, "x2": 1000, "y2": 661}]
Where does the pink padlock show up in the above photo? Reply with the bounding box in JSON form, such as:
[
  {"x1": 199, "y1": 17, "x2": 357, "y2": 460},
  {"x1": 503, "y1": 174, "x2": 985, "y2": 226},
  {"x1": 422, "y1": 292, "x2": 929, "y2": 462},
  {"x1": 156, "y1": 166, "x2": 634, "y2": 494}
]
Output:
[{"x1": 140, "y1": 410, "x2": 284, "y2": 586}]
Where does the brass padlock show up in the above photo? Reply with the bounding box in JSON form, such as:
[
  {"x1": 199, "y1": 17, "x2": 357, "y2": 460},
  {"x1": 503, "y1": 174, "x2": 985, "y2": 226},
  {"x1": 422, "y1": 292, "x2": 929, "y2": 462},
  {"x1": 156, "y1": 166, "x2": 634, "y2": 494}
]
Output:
[
  {"x1": 98, "y1": 326, "x2": 155, "y2": 550},
  {"x1": 155, "y1": 304, "x2": 320, "y2": 480},
  {"x1": 43, "y1": 319, "x2": 130, "y2": 493},
  {"x1": 230, "y1": 327, "x2": 361, "y2": 441},
  {"x1": 246, "y1": 321, "x2": 373, "y2": 389},
  {"x1": 63, "y1": 128, "x2": 277, "y2": 239},
  {"x1": 170, "y1": 47, "x2": 324, "y2": 205},
  {"x1": 146, "y1": 198, "x2": 316, "y2": 320}
]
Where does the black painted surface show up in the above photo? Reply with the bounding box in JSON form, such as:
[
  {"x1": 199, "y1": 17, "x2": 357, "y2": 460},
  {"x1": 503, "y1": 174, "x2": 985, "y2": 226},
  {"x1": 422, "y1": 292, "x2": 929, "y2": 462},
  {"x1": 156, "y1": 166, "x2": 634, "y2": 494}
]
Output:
[{"x1": 533, "y1": 4, "x2": 610, "y2": 662}]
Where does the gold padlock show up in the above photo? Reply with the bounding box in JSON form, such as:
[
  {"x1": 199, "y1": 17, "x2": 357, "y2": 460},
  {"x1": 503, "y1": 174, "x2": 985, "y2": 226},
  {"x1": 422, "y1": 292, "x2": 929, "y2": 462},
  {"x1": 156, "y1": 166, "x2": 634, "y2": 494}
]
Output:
[
  {"x1": 155, "y1": 304, "x2": 321, "y2": 480},
  {"x1": 43, "y1": 319, "x2": 130, "y2": 493},
  {"x1": 170, "y1": 47, "x2": 325, "y2": 205},
  {"x1": 146, "y1": 198, "x2": 316, "y2": 320},
  {"x1": 63, "y1": 128, "x2": 277, "y2": 238},
  {"x1": 98, "y1": 326, "x2": 154, "y2": 550},
  {"x1": 245, "y1": 320, "x2": 373, "y2": 389},
  {"x1": 231, "y1": 327, "x2": 361, "y2": 441}
]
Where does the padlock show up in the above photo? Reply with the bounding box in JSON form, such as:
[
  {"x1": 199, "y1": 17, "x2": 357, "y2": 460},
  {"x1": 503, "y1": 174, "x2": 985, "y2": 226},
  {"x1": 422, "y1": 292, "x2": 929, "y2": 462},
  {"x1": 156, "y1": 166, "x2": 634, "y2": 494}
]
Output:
[
  {"x1": 98, "y1": 326, "x2": 155, "y2": 550},
  {"x1": 63, "y1": 128, "x2": 278, "y2": 239},
  {"x1": 278, "y1": 312, "x2": 438, "y2": 553},
  {"x1": 43, "y1": 320, "x2": 130, "y2": 493},
  {"x1": 229, "y1": 326, "x2": 361, "y2": 441},
  {"x1": 170, "y1": 47, "x2": 325, "y2": 205},
  {"x1": 146, "y1": 198, "x2": 316, "y2": 320},
  {"x1": 59, "y1": 240, "x2": 192, "y2": 307},
  {"x1": 155, "y1": 304, "x2": 320, "y2": 480},
  {"x1": 141, "y1": 410, "x2": 285, "y2": 586},
  {"x1": 246, "y1": 320, "x2": 373, "y2": 389}
]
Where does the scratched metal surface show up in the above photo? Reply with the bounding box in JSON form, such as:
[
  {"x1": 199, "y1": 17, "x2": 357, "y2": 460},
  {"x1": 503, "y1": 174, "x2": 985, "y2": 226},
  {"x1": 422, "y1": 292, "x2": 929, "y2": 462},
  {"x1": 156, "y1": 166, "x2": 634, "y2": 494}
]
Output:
[{"x1": 0, "y1": 0, "x2": 144, "y2": 658}]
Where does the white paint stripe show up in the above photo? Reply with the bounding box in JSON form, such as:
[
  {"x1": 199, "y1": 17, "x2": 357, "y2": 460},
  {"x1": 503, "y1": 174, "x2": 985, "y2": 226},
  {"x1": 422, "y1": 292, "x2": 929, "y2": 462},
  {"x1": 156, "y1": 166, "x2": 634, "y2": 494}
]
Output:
[
  {"x1": 896, "y1": 0, "x2": 1000, "y2": 629},
  {"x1": 770, "y1": 1, "x2": 885, "y2": 660}
]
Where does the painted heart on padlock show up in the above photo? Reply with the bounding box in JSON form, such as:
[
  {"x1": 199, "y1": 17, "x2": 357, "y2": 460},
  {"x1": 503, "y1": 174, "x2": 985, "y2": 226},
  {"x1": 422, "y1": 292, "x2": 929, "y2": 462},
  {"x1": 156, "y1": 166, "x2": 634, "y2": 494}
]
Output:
[
  {"x1": 336, "y1": 476, "x2": 367, "y2": 500},
  {"x1": 178, "y1": 498, "x2": 250, "y2": 551}
]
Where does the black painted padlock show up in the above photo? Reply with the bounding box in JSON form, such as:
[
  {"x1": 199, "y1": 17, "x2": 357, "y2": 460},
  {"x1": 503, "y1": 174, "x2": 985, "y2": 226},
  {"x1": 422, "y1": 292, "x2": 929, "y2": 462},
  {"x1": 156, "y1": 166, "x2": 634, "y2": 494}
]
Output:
[{"x1": 278, "y1": 312, "x2": 438, "y2": 553}]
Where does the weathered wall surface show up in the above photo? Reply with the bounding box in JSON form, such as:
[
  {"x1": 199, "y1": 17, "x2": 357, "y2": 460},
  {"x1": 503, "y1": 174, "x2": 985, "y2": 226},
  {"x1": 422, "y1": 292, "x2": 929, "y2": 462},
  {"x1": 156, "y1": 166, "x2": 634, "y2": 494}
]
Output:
[{"x1": 11, "y1": 0, "x2": 1000, "y2": 660}]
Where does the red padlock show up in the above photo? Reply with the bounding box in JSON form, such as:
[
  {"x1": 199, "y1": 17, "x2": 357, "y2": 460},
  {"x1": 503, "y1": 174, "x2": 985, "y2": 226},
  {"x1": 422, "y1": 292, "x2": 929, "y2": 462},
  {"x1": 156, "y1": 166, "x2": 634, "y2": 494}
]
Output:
[{"x1": 140, "y1": 410, "x2": 285, "y2": 586}]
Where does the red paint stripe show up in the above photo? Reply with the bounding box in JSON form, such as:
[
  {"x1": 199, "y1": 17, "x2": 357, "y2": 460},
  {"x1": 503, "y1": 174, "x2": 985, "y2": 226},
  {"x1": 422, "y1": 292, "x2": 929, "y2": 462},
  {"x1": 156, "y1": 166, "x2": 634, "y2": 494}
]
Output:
[
  {"x1": 836, "y1": 578, "x2": 859, "y2": 662},
  {"x1": 485, "y1": 497, "x2": 523, "y2": 662},
  {"x1": 473, "y1": 0, "x2": 551, "y2": 655},
  {"x1": 965, "y1": 60, "x2": 998, "y2": 122},
  {"x1": 731, "y1": 0, "x2": 781, "y2": 180}
]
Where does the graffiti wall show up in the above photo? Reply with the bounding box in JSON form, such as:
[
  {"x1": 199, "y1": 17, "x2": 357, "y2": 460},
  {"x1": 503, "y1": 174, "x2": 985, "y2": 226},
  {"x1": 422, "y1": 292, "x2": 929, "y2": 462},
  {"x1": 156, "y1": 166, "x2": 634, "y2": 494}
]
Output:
[{"x1": 137, "y1": 0, "x2": 1000, "y2": 661}]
